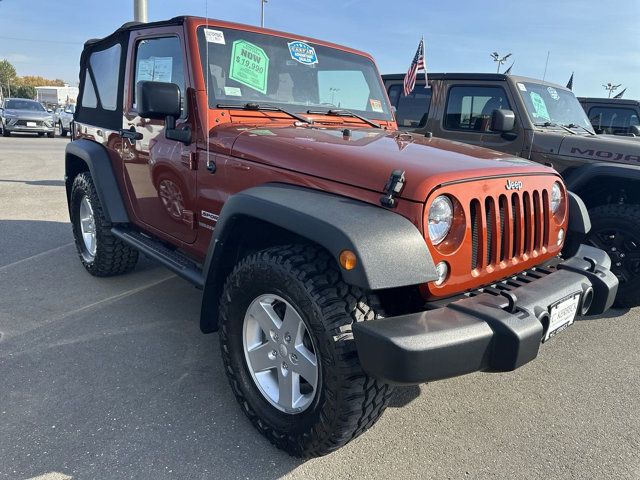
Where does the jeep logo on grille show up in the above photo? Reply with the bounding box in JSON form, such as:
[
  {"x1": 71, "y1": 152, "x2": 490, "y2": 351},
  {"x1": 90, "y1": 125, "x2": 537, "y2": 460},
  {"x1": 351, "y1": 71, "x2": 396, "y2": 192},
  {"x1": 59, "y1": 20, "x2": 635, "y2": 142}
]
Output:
[{"x1": 505, "y1": 179, "x2": 523, "y2": 190}]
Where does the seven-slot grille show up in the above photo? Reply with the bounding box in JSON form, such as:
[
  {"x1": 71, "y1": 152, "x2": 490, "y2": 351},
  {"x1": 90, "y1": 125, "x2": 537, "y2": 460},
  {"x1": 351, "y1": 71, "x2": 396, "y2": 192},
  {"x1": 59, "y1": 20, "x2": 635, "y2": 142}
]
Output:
[{"x1": 470, "y1": 190, "x2": 550, "y2": 271}]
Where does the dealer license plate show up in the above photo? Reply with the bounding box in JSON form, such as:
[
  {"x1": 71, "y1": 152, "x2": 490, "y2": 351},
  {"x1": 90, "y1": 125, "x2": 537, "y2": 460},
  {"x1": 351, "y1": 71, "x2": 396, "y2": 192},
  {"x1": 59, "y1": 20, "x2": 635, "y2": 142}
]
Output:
[
  {"x1": 544, "y1": 293, "x2": 581, "y2": 342},
  {"x1": 26, "y1": 121, "x2": 37, "y2": 127}
]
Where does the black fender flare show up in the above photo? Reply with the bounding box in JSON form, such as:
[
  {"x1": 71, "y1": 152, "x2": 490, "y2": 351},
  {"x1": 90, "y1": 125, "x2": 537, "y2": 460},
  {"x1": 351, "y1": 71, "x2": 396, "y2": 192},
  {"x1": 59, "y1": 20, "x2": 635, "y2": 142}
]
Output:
[
  {"x1": 65, "y1": 139, "x2": 129, "y2": 223},
  {"x1": 199, "y1": 183, "x2": 437, "y2": 333},
  {"x1": 567, "y1": 191, "x2": 591, "y2": 235},
  {"x1": 563, "y1": 162, "x2": 640, "y2": 196}
]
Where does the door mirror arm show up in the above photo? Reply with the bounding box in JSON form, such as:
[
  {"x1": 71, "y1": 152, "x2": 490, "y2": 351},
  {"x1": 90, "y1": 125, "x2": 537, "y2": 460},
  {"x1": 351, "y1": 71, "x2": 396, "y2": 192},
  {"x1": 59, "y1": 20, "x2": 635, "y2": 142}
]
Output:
[{"x1": 165, "y1": 114, "x2": 192, "y2": 145}]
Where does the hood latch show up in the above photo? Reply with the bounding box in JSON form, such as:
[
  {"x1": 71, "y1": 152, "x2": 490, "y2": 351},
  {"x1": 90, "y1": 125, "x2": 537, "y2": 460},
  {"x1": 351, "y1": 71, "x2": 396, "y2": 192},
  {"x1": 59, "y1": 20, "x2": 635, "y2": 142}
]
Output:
[{"x1": 380, "y1": 169, "x2": 406, "y2": 208}]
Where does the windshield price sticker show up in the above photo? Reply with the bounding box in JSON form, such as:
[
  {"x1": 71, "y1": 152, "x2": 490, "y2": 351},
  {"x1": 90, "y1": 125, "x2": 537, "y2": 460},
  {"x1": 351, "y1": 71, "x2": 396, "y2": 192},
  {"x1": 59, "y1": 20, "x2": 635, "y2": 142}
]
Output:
[
  {"x1": 369, "y1": 99, "x2": 383, "y2": 113},
  {"x1": 204, "y1": 28, "x2": 225, "y2": 45},
  {"x1": 229, "y1": 40, "x2": 269, "y2": 94},
  {"x1": 530, "y1": 92, "x2": 551, "y2": 121},
  {"x1": 547, "y1": 86, "x2": 559, "y2": 100},
  {"x1": 288, "y1": 41, "x2": 318, "y2": 65},
  {"x1": 517, "y1": 82, "x2": 527, "y2": 91}
]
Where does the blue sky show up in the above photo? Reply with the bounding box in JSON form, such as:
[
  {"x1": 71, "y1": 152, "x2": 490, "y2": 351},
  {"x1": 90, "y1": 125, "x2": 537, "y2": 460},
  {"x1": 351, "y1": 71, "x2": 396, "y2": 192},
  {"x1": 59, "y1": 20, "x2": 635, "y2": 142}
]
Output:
[{"x1": 0, "y1": 0, "x2": 638, "y2": 98}]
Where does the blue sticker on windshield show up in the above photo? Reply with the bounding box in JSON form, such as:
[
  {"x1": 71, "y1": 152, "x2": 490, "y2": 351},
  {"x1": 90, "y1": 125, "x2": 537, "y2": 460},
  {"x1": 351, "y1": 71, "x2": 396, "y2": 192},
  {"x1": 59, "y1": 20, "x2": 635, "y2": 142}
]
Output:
[{"x1": 288, "y1": 41, "x2": 318, "y2": 65}]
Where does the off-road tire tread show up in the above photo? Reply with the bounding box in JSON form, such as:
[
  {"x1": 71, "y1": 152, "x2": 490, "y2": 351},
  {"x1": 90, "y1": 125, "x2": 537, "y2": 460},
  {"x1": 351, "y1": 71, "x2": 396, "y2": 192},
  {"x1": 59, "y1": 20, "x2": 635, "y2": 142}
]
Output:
[
  {"x1": 219, "y1": 244, "x2": 392, "y2": 457},
  {"x1": 589, "y1": 203, "x2": 640, "y2": 308},
  {"x1": 71, "y1": 172, "x2": 138, "y2": 276}
]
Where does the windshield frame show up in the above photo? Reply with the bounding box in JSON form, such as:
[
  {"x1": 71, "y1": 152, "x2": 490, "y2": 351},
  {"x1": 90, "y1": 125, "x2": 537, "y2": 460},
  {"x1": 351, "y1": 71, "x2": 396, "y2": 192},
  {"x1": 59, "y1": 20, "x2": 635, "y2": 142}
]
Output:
[
  {"x1": 195, "y1": 24, "x2": 393, "y2": 122},
  {"x1": 516, "y1": 81, "x2": 594, "y2": 133}
]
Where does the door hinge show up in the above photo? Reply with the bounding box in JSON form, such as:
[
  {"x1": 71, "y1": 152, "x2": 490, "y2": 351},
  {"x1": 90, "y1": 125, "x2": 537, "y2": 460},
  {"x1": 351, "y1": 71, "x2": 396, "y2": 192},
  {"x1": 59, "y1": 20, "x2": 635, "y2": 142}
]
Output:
[
  {"x1": 181, "y1": 151, "x2": 198, "y2": 170},
  {"x1": 182, "y1": 210, "x2": 196, "y2": 229}
]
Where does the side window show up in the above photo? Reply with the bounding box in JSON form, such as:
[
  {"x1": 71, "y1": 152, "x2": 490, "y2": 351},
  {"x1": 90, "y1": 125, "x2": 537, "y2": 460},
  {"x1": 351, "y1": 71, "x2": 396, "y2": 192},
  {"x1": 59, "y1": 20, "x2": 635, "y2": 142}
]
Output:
[
  {"x1": 387, "y1": 84, "x2": 401, "y2": 108},
  {"x1": 81, "y1": 69, "x2": 98, "y2": 108},
  {"x1": 387, "y1": 84, "x2": 431, "y2": 129},
  {"x1": 588, "y1": 106, "x2": 639, "y2": 135},
  {"x1": 133, "y1": 36, "x2": 186, "y2": 113},
  {"x1": 444, "y1": 85, "x2": 511, "y2": 132},
  {"x1": 89, "y1": 44, "x2": 121, "y2": 110}
]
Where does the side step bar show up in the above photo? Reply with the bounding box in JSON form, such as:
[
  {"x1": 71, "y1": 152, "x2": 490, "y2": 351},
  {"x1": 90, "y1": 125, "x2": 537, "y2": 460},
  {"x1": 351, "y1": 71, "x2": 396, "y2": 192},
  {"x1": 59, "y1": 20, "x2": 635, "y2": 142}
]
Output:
[{"x1": 112, "y1": 227, "x2": 204, "y2": 288}]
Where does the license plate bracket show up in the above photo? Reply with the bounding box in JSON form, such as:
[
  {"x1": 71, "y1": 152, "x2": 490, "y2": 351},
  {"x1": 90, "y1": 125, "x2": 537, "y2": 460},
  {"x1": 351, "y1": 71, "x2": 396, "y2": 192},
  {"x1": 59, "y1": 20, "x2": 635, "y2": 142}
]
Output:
[{"x1": 543, "y1": 292, "x2": 581, "y2": 342}]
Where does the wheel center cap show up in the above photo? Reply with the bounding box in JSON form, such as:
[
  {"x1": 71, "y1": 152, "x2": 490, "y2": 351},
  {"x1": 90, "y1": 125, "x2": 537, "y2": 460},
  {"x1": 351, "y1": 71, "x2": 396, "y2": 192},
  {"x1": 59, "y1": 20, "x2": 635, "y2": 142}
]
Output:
[{"x1": 279, "y1": 344, "x2": 288, "y2": 358}]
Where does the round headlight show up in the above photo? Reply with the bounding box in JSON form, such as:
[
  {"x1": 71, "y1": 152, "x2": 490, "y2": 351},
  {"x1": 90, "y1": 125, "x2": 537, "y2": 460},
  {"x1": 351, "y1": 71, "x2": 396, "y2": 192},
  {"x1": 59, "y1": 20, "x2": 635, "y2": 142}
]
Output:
[
  {"x1": 550, "y1": 181, "x2": 563, "y2": 214},
  {"x1": 428, "y1": 195, "x2": 453, "y2": 245}
]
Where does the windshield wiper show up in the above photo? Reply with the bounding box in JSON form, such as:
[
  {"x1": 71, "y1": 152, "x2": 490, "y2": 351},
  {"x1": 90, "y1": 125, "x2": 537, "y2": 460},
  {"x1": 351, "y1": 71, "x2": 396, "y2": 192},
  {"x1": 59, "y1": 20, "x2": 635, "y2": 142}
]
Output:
[
  {"x1": 564, "y1": 123, "x2": 596, "y2": 136},
  {"x1": 307, "y1": 108, "x2": 381, "y2": 129},
  {"x1": 216, "y1": 102, "x2": 314, "y2": 125},
  {"x1": 533, "y1": 122, "x2": 576, "y2": 135}
]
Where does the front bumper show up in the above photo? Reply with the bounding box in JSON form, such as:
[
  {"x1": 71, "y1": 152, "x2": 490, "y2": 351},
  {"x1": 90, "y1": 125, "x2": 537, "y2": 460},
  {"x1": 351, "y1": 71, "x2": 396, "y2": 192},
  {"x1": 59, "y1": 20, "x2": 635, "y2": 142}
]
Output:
[
  {"x1": 4, "y1": 120, "x2": 54, "y2": 133},
  {"x1": 353, "y1": 245, "x2": 618, "y2": 385}
]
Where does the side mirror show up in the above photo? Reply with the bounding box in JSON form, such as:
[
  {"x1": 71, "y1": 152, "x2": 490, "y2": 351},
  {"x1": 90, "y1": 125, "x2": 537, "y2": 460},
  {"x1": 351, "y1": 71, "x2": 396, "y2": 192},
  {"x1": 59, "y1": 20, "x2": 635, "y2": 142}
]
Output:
[
  {"x1": 47, "y1": 108, "x2": 53, "y2": 113},
  {"x1": 136, "y1": 81, "x2": 191, "y2": 145},
  {"x1": 491, "y1": 109, "x2": 515, "y2": 132},
  {"x1": 137, "y1": 81, "x2": 181, "y2": 119},
  {"x1": 630, "y1": 125, "x2": 640, "y2": 136}
]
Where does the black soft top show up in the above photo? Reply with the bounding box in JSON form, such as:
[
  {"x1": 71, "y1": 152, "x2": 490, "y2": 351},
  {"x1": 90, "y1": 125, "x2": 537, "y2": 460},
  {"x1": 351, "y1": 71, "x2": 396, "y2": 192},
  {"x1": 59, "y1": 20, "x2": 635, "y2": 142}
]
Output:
[{"x1": 83, "y1": 16, "x2": 186, "y2": 48}]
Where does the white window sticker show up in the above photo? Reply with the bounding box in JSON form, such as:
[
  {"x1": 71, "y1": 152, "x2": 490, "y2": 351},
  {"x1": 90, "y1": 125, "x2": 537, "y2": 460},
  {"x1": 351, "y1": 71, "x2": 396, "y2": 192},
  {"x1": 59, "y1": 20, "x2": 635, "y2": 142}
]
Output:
[
  {"x1": 224, "y1": 86, "x2": 242, "y2": 96},
  {"x1": 547, "y1": 86, "x2": 559, "y2": 100},
  {"x1": 152, "y1": 57, "x2": 173, "y2": 83},
  {"x1": 517, "y1": 82, "x2": 527, "y2": 91},
  {"x1": 136, "y1": 57, "x2": 172, "y2": 83},
  {"x1": 136, "y1": 58, "x2": 154, "y2": 82},
  {"x1": 204, "y1": 28, "x2": 225, "y2": 45}
]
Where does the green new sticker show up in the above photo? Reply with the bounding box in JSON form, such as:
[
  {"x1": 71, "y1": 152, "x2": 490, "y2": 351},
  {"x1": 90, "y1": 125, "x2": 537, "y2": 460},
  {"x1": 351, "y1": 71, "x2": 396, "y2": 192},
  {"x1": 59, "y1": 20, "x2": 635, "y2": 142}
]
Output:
[
  {"x1": 229, "y1": 40, "x2": 269, "y2": 94},
  {"x1": 530, "y1": 92, "x2": 550, "y2": 121}
]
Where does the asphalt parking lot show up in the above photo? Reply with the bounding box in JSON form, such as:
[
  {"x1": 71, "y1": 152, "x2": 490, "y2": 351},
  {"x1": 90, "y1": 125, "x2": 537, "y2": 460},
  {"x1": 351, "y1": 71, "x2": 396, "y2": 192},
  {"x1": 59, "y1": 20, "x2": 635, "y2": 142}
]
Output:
[{"x1": 0, "y1": 135, "x2": 639, "y2": 480}]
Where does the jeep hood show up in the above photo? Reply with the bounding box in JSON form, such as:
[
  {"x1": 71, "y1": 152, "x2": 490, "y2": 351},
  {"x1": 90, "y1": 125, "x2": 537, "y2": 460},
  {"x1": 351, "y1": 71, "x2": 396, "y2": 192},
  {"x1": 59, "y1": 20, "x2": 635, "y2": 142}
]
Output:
[{"x1": 215, "y1": 125, "x2": 556, "y2": 202}]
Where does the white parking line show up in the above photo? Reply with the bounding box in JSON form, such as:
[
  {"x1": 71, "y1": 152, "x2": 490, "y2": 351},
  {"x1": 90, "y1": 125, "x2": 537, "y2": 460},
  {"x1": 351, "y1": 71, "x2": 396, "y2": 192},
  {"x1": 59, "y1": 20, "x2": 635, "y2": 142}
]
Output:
[{"x1": 0, "y1": 242, "x2": 74, "y2": 271}]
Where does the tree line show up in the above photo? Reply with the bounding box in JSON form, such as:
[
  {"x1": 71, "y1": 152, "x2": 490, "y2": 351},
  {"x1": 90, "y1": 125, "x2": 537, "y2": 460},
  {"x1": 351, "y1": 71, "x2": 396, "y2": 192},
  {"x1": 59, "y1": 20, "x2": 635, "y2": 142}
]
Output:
[{"x1": 0, "y1": 59, "x2": 67, "y2": 99}]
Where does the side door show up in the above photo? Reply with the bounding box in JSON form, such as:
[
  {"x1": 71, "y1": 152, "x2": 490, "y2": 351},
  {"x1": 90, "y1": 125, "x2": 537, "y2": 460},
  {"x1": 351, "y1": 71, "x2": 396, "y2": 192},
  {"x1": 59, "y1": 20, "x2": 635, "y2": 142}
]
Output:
[
  {"x1": 432, "y1": 82, "x2": 522, "y2": 155},
  {"x1": 122, "y1": 28, "x2": 198, "y2": 244}
]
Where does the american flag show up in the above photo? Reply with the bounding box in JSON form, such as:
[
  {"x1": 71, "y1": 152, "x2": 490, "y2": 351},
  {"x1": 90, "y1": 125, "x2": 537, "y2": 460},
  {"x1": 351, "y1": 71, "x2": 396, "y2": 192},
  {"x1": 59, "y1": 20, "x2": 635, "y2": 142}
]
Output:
[{"x1": 403, "y1": 37, "x2": 426, "y2": 96}]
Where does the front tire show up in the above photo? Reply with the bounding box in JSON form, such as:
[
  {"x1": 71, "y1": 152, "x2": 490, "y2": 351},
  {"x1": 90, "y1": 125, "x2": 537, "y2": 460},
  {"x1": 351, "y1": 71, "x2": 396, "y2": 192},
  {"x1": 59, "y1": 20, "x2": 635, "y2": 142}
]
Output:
[
  {"x1": 587, "y1": 204, "x2": 640, "y2": 308},
  {"x1": 219, "y1": 244, "x2": 392, "y2": 457},
  {"x1": 70, "y1": 172, "x2": 138, "y2": 276}
]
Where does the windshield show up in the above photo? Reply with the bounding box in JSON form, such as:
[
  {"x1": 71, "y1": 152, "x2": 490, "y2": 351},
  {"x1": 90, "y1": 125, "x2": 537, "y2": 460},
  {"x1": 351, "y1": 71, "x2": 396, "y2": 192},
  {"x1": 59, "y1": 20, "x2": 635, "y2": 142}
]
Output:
[
  {"x1": 196, "y1": 26, "x2": 392, "y2": 121},
  {"x1": 4, "y1": 99, "x2": 46, "y2": 111},
  {"x1": 517, "y1": 82, "x2": 592, "y2": 131}
]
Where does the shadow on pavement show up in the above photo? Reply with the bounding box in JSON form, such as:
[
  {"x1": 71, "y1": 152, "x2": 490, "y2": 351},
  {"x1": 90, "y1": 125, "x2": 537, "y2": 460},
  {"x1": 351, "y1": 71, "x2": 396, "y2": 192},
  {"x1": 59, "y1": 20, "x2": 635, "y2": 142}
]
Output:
[
  {"x1": 0, "y1": 219, "x2": 303, "y2": 479},
  {"x1": 0, "y1": 178, "x2": 65, "y2": 187},
  {"x1": 0, "y1": 219, "x2": 73, "y2": 268}
]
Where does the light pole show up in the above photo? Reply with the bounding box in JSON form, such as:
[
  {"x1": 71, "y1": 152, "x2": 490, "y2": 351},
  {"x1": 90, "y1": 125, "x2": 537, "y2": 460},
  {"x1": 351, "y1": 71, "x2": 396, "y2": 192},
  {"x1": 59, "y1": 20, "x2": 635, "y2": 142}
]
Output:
[
  {"x1": 490, "y1": 52, "x2": 512, "y2": 74},
  {"x1": 260, "y1": 0, "x2": 268, "y2": 27},
  {"x1": 134, "y1": 0, "x2": 147, "y2": 22},
  {"x1": 603, "y1": 83, "x2": 622, "y2": 98}
]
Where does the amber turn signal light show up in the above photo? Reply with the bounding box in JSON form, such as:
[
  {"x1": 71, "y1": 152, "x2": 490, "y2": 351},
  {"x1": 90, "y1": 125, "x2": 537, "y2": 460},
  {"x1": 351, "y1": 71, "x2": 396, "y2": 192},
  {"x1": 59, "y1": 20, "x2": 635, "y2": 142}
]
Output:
[{"x1": 339, "y1": 250, "x2": 357, "y2": 270}]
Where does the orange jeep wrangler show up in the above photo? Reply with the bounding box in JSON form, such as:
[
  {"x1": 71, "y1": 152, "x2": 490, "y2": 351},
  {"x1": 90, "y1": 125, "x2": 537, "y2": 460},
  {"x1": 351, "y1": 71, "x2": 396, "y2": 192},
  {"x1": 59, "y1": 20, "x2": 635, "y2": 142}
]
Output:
[{"x1": 65, "y1": 16, "x2": 618, "y2": 457}]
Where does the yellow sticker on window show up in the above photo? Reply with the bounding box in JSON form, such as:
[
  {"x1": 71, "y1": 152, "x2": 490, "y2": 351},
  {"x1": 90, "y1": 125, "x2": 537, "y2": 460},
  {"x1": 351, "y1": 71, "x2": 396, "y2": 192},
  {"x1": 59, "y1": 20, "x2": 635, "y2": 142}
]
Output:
[{"x1": 229, "y1": 40, "x2": 269, "y2": 94}]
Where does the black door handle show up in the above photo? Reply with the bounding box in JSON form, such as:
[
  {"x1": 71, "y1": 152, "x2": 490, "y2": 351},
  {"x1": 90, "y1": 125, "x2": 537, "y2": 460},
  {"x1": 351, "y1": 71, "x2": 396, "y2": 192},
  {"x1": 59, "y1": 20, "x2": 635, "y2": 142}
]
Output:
[{"x1": 119, "y1": 126, "x2": 143, "y2": 140}]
